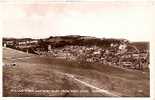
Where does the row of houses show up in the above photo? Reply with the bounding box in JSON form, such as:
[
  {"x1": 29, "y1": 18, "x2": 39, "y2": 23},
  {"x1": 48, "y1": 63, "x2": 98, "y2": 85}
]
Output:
[{"x1": 3, "y1": 38, "x2": 38, "y2": 48}]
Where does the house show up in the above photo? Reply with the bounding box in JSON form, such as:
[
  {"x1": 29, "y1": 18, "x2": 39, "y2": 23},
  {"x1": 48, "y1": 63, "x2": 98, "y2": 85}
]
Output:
[{"x1": 4, "y1": 40, "x2": 14, "y2": 46}]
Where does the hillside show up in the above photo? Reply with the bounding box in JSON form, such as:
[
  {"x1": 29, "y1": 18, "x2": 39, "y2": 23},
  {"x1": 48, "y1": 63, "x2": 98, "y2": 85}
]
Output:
[
  {"x1": 3, "y1": 47, "x2": 149, "y2": 97},
  {"x1": 3, "y1": 47, "x2": 34, "y2": 59},
  {"x1": 131, "y1": 42, "x2": 149, "y2": 51},
  {"x1": 46, "y1": 36, "x2": 126, "y2": 48}
]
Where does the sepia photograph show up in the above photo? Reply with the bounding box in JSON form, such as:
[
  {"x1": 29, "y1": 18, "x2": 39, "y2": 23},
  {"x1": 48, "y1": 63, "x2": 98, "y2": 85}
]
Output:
[
  {"x1": 2, "y1": 36, "x2": 150, "y2": 97},
  {"x1": 1, "y1": 0, "x2": 154, "y2": 98}
]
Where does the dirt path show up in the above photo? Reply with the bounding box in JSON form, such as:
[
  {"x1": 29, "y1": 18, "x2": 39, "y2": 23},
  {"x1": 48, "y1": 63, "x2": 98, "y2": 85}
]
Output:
[{"x1": 57, "y1": 72, "x2": 120, "y2": 96}]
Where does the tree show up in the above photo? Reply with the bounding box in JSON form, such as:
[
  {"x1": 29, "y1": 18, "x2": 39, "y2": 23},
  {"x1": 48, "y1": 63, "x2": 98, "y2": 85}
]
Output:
[{"x1": 38, "y1": 39, "x2": 48, "y2": 51}]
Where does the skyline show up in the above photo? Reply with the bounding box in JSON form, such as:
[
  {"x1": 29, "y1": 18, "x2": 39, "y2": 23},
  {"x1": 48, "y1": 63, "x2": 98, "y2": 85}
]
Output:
[{"x1": 2, "y1": 34, "x2": 150, "y2": 42}]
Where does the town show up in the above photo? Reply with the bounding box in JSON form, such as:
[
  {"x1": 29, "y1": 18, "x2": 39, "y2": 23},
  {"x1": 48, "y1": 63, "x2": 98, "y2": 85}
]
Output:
[{"x1": 3, "y1": 35, "x2": 149, "y2": 71}]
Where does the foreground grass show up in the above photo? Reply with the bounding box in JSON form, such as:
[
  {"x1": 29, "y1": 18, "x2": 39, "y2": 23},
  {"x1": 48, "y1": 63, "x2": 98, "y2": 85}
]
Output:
[{"x1": 3, "y1": 48, "x2": 149, "y2": 97}]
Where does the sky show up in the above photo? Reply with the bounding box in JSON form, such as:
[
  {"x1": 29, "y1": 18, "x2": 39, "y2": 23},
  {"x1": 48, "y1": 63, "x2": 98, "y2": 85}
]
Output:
[{"x1": 1, "y1": 1, "x2": 155, "y2": 41}]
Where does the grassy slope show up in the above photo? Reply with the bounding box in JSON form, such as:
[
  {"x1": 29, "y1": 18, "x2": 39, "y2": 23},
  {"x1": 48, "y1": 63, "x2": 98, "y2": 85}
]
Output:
[
  {"x1": 3, "y1": 48, "x2": 104, "y2": 97},
  {"x1": 3, "y1": 47, "x2": 34, "y2": 59},
  {"x1": 3, "y1": 47, "x2": 149, "y2": 97}
]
